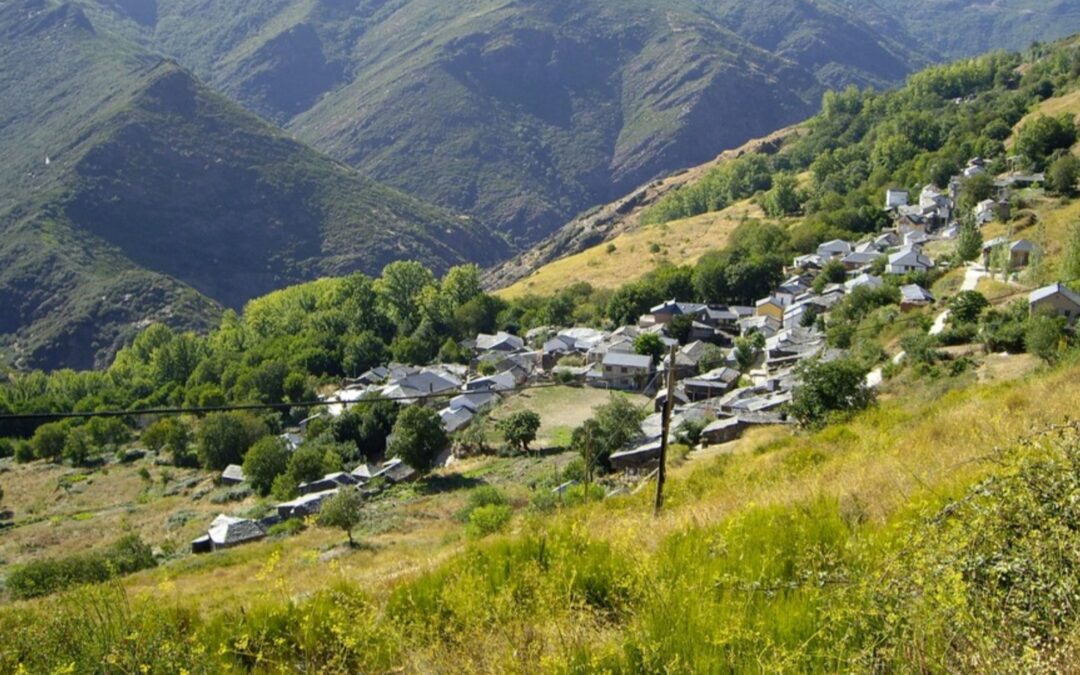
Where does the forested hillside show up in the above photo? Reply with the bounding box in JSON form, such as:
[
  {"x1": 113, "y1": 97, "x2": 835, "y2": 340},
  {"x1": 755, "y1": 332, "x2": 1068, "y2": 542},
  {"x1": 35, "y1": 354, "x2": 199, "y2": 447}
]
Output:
[
  {"x1": 77, "y1": 0, "x2": 929, "y2": 242},
  {"x1": 74, "y1": 0, "x2": 1080, "y2": 244},
  {"x1": 0, "y1": 0, "x2": 507, "y2": 371},
  {"x1": 498, "y1": 36, "x2": 1080, "y2": 302}
]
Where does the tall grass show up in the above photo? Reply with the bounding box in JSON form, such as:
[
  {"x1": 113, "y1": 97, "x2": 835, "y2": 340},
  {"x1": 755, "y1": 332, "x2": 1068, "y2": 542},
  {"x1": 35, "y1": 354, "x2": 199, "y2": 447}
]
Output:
[{"x1": 4, "y1": 367, "x2": 1080, "y2": 671}]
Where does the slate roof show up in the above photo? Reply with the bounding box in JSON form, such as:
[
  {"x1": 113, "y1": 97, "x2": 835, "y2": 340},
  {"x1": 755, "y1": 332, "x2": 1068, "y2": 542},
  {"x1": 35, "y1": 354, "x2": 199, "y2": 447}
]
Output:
[
  {"x1": 207, "y1": 515, "x2": 266, "y2": 547},
  {"x1": 818, "y1": 239, "x2": 853, "y2": 256},
  {"x1": 221, "y1": 464, "x2": 246, "y2": 483},
  {"x1": 465, "y1": 371, "x2": 516, "y2": 392},
  {"x1": 900, "y1": 284, "x2": 935, "y2": 304},
  {"x1": 351, "y1": 464, "x2": 377, "y2": 480},
  {"x1": 842, "y1": 251, "x2": 882, "y2": 265},
  {"x1": 603, "y1": 352, "x2": 652, "y2": 369},
  {"x1": 475, "y1": 331, "x2": 524, "y2": 351},
  {"x1": 374, "y1": 458, "x2": 419, "y2": 484},
  {"x1": 277, "y1": 489, "x2": 339, "y2": 518},
  {"x1": 450, "y1": 390, "x2": 500, "y2": 412},
  {"x1": 888, "y1": 247, "x2": 932, "y2": 269},
  {"x1": 845, "y1": 273, "x2": 883, "y2": 291},
  {"x1": 439, "y1": 406, "x2": 475, "y2": 433},
  {"x1": 1030, "y1": 283, "x2": 1080, "y2": 307}
]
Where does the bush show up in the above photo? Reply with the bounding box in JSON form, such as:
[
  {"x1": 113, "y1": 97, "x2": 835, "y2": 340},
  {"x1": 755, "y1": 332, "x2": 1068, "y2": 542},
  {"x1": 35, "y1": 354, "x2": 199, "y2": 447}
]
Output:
[
  {"x1": 789, "y1": 358, "x2": 874, "y2": 428},
  {"x1": 29, "y1": 422, "x2": 68, "y2": 461},
  {"x1": 528, "y1": 490, "x2": 559, "y2": 514},
  {"x1": 465, "y1": 504, "x2": 513, "y2": 539},
  {"x1": 13, "y1": 439, "x2": 34, "y2": 463},
  {"x1": 937, "y1": 322, "x2": 979, "y2": 346},
  {"x1": 561, "y1": 457, "x2": 587, "y2": 482},
  {"x1": 0, "y1": 437, "x2": 13, "y2": 459},
  {"x1": 267, "y1": 518, "x2": 306, "y2": 537},
  {"x1": 1025, "y1": 314, "x2": 1068, "y2": 363},
  {"x1": 949, "y1": 291, "x2": 989, "y2": 324},
  {"x1": 6, "y1": 534, "x2": 156, "y2": 600},
  {"x1": 465, "y1": 485, "x2": 509, "y2": 512},
  {"x1": 561, "y1": 483, "x2": 606, "y2": 506}
]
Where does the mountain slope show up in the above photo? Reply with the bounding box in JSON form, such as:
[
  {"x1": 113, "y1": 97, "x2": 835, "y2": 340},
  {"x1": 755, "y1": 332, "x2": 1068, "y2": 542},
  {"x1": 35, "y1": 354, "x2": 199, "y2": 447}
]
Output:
[
  {"x1": 76, "y1": 0, "x2": 934, "y2": 243},
  {"x1": 863, "y1": 0, "x2": 1080, "y2": 60},
  {"x1": 0, "y1": 0, "x2": 508, "y2": 370}
]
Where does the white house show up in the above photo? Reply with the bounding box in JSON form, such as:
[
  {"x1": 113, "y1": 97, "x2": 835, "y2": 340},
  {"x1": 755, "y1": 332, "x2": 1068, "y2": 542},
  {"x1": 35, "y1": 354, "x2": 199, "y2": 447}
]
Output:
[
  {"x1": 887, "y1": 246, "x2": 933, "y2": 275},
  {"x1": 817, "y1": 239, "x2": 852, "y2": 260},
  {"x1": 885, "y1": 189, "x2": 909, "y2": 209}
]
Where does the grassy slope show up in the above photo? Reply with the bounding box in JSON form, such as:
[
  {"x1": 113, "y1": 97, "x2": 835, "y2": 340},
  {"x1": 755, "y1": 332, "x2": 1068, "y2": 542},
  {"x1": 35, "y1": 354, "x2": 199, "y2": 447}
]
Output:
[
  {"x1": 498, "y1": 199, "x2": 765, "y2": 298},
  {"x1": 0, "y1": 340, "x2": 1072, "y2": 671}
]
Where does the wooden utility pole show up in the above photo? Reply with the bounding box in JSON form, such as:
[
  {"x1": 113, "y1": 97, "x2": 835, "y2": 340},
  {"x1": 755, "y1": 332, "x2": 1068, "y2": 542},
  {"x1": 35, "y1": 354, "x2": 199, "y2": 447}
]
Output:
[{"x1": 654, "y1": 344, "x2": 677, "y2": 516}]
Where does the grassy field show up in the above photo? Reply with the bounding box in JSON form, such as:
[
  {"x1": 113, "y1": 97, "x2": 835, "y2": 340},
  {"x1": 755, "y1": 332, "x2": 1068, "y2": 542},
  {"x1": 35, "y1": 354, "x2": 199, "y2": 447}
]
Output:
[
  {"x1": 484, "y1": 386, "x2": 649, "y2": 449},
  {"x1": 497, "y1": 200, "x2": 764, "y2": 299},
  {"x1": 2, "y1": 348, "x2": 1078, "y2": 671}
]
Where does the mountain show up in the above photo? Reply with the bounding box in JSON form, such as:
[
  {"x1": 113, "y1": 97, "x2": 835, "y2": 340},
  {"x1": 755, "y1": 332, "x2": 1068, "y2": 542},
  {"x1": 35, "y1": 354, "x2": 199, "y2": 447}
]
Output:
[
  {"x1": 0, "y1": 0, "x2": 507, "y2": 371},
  {"x1": 861, "y1": 0, "x2": 1080, "y2": 60},
  {"x1": 76, "y1": 0, "x2": 928, "y2": 243}
]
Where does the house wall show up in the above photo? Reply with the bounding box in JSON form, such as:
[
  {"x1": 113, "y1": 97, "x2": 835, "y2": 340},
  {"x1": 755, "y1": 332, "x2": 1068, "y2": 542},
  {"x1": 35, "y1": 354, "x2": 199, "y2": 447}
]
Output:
[{"x1": 1032, "y1": 297, "x2": 1080, "y2": 325}]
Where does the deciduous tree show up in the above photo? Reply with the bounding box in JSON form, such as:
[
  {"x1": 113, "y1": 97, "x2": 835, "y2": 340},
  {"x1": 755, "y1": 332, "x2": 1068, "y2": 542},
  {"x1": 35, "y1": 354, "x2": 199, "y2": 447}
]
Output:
[
  {"x1": 498, "y1": 410, "x2": 541, "y2": 454},
  {"x1": 317, "y1": 488, "x2": 365, "y2": 547},
  {"x1": 388, "y1": 406, "x2": 448, "y2": 474}
]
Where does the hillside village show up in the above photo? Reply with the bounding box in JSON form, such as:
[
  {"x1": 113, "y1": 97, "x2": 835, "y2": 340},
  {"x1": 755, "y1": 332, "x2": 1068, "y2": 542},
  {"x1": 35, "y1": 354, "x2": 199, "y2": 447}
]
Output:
[
  {"x1": 8, "y1": 29, "x2": 1080, "y2": 673},
  {"x1": 192, "y1": 154, "x2": 1080, "y2": 553}
]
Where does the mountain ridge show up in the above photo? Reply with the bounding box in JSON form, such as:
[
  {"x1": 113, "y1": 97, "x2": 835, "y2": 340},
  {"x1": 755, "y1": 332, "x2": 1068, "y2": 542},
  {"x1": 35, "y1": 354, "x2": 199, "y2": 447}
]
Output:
[
  {"x1": 0, "y1": 0, "x2": 508, "y2": 370},
  {"x1": 75, "y1": 0, "x2": 938, "y2": 242}
]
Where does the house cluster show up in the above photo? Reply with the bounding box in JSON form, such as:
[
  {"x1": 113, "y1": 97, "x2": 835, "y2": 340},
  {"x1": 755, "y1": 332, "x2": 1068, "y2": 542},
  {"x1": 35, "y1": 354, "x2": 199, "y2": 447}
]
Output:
[
  {"x1": 193, "y1": 159, "x2": 1071, "y2": 550},
  {"x1": 194, "y1": 360, "x2": 525, "y2": 553},
  {"x1": 195, "y1": 457, "x2": 424, "y2": 553}
]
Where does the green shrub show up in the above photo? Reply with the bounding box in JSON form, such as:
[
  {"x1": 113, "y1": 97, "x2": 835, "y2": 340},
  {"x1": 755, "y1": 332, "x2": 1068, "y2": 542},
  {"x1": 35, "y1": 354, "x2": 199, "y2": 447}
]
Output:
[
  {"x1": 267, "y1": 518, "x2": 306, "y2": 537},
  {"x1": 456, "y1": 484, "x2": 509, "y2": 522},
  {"x1": 528, "y1": 490, "x2": 559, "y2": 514},
  {"x1": 465, "y1": 504, "x2": 512, "y2": 539},
  {"x1": 562, "y1": 483, "x2": 606, "y2": 506},
  {"x1": 6, "y1": 534, "x2": 156, "y2": 600},
  {"x1": 561, "y1": 457, "x2": 586, "y2": 482}
]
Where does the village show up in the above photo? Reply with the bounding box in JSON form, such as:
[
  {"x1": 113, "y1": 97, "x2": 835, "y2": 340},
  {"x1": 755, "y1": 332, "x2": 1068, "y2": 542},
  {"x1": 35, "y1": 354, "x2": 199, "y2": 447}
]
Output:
[{"x1": 193, "y1": 158, "x2": 1080, "y2": 553}]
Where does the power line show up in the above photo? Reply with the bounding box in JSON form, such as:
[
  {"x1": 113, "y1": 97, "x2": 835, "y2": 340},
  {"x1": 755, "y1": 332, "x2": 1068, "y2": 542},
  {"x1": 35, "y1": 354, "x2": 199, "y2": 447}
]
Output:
[{"x1": 0, "y1": 381, "x2": 567, "y2": 423}]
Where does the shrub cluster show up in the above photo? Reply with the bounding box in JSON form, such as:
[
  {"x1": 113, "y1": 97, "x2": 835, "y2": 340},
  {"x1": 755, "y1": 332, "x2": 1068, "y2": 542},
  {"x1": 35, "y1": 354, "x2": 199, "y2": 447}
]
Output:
[{"x1": 6, "y1": 535, "x2": 156, "y2": 600}]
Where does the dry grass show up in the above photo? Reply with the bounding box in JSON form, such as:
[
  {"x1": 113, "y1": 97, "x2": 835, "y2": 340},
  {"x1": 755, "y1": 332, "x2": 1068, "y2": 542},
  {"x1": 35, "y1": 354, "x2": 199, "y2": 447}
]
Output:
[
  {"x1": 485, "y1": 385, "x2": 649, "y2": 448},
  {"x1": 0, "y1": 459, "x2": 218, "y2": 567},
  {"x1": 4, "y1": 357, "x2": 1080, "y2": 674},
  {"x1": 578, "y1": 358, "x2": 1079, "y2": 556},
  {"x1": 497, "y1": 200, "x2": 764, "y2": 299}
]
